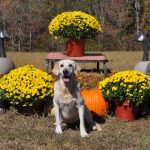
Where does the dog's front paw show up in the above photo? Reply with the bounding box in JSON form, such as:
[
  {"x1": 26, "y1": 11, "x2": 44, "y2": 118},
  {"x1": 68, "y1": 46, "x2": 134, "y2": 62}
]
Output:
[
  {"x1": 55, "y1": 126, "x2": 62, "y2": 134},
  {"x1": 80, "y1": 131, "x2": 89, "y2": 138}
]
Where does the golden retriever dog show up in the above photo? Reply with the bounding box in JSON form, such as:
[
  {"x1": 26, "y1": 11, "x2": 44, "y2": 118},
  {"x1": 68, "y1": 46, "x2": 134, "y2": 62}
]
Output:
[{"x1": 52, "y1": 60, "x2": 101, "y2": 137}]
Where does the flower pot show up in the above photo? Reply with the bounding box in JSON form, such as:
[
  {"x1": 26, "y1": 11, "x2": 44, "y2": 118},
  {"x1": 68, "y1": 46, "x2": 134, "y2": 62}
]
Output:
[
  {"x1": 115, "y1": 100, "x2": 137, "y2": 121},
  {"x1": 66, "y1": 39, "x2": 85, "y2": 57}
]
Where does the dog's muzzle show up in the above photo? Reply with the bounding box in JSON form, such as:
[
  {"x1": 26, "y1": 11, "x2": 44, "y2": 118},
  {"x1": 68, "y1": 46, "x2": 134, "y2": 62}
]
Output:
[{"x1": 62, "y1": 69, "x2": 71, "y2": 83}]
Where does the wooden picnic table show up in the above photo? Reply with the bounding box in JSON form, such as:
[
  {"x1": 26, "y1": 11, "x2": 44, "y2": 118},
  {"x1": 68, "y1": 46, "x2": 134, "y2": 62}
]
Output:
[{"x1": 45, "y1": 52, "x2": 109, "y2": 76}]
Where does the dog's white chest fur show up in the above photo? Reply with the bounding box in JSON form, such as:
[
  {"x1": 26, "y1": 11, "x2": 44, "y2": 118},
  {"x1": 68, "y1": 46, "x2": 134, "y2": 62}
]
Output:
[
  {"x1": 59, "y1": 101, "x2": 79, "y2": 123},
  {"x1": 54, "y1": 81, "x2": 79, "y2": 123},
  {"x1": 54, "y1": 81, "x2": 78, "y2": 104}
]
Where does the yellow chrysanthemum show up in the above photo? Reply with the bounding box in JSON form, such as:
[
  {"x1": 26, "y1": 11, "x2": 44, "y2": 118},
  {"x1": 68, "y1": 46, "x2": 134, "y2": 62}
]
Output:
[
  {"x1": 48, "y1": 11, "x2": 102, "y2": 39},
  {"x1": 0, "y1": 65, "x2": 54, "y2": 106},
  {"x1": 99, "y1": 70, "x2": 150, "y2": 105}
]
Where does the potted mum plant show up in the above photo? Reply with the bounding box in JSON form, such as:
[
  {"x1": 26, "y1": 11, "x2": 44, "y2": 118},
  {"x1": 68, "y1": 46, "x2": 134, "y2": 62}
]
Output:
[
  {"x1": 48, "y1": 11, "x2": 102, "y2": 57},
  {"x1": 0, "y1": 65, "x2": 54, "y2": 115},
  {"x1": 99, "y1": 70, "x2": 150, "y2": 121}
]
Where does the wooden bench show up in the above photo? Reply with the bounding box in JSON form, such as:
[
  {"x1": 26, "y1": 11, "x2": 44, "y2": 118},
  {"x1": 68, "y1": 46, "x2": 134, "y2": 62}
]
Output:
[{"x1": 45, "y1": 52, "x2": 109, "y2": 77}]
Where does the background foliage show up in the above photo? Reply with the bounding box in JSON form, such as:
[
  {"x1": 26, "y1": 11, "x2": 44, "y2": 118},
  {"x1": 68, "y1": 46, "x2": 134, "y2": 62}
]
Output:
[{"x1": 0, "y1": 0, "x2": 149, "y2": 51}]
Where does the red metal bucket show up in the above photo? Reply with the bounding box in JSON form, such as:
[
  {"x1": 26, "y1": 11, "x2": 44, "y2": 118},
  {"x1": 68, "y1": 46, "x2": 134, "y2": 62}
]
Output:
[
  {"x1": 115, "y1": 100, "x2": 137, "y2": 121},
  {"x1": 66, "y1": 39, "x2": 85, "y2": 57}
]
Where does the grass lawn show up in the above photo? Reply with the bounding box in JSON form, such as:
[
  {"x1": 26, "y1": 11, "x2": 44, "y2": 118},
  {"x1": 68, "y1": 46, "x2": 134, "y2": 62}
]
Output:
[
  {"x1": 7, "y1": 51, "x2": 149, "y2": 71},
  {"x1": 0, "y1": 108, "x2": 149, "y2": 150},
  {"x1": 0, "y1": 51, "x2": 149, "y2": 150}
]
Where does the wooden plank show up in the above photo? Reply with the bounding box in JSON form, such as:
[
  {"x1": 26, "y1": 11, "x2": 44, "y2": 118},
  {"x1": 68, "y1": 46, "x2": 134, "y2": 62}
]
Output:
[
  {"x1": 45, "y1": 52, "x2": 108, "y2": 63},
  {"x1": 45, "y1": 52, "x2": 109, "y2": 77}
]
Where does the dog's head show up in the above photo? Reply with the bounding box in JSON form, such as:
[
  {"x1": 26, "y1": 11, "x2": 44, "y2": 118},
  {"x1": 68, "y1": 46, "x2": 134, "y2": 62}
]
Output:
[{"x1": 52, "y1": 60, "x2": 81, "y2": 83}]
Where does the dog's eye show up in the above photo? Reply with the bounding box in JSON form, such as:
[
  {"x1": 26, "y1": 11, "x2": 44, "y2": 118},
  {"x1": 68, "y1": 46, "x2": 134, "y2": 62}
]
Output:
[
  {"x1": 68, "y1": 64, "x2": 73, "y2": 67},
  {"x1": 60, "y1": 64, "x2": 64, "y2": 67}
]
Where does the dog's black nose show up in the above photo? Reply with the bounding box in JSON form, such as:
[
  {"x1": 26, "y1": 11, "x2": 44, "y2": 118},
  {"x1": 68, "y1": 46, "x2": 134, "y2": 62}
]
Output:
[{"x1": 63, "y1": 69, "x2": 69, "y2": 75}]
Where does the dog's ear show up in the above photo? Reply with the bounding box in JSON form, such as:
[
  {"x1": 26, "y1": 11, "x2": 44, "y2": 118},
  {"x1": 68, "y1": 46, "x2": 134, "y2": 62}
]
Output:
[
  {"x1": 52, "y1": 61, "x2": 60, "y2": 76},
  {"x1": 74, "y1": 62, "x2": 81, "y2": 74}
]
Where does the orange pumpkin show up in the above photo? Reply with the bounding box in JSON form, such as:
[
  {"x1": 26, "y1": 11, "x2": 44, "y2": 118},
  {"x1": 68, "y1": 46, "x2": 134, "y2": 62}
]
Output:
[{"x1": 81, "y1": 88, "x2": 108, "y2": 116}]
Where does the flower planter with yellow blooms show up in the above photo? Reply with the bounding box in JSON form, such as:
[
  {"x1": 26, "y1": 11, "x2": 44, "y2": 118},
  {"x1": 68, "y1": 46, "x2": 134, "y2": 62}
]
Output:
[
  {"x1": 99, "y1": 70, "x2": 150, "y2": 121},
  {"x1": 48, "y1": 11, "x2": 102, "y2": 57},
  {"x1": 0, "y1": 65, "x2": 54, "y2": 115}
]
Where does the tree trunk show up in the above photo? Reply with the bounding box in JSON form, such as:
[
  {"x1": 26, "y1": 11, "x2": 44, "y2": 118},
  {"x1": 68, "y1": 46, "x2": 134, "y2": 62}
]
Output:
[
  {"x1": 0, "y1": 38, "x2": 6, "y2": 57},
  {"x1": 135, "y1": 0, "x2": 140, "y2": 35},
  {"x1": 11, "y1": 35, "x2": 14, "y2": 51},
  {"x1": 29, "y1": 30, "x2": 32, "y2": 50},
  {"x1": 18, "y1": 29, "x2": 21, "y2": 51},
  {"x1": 29, "y1": 0, "x2": 32, "y2": 50}
]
